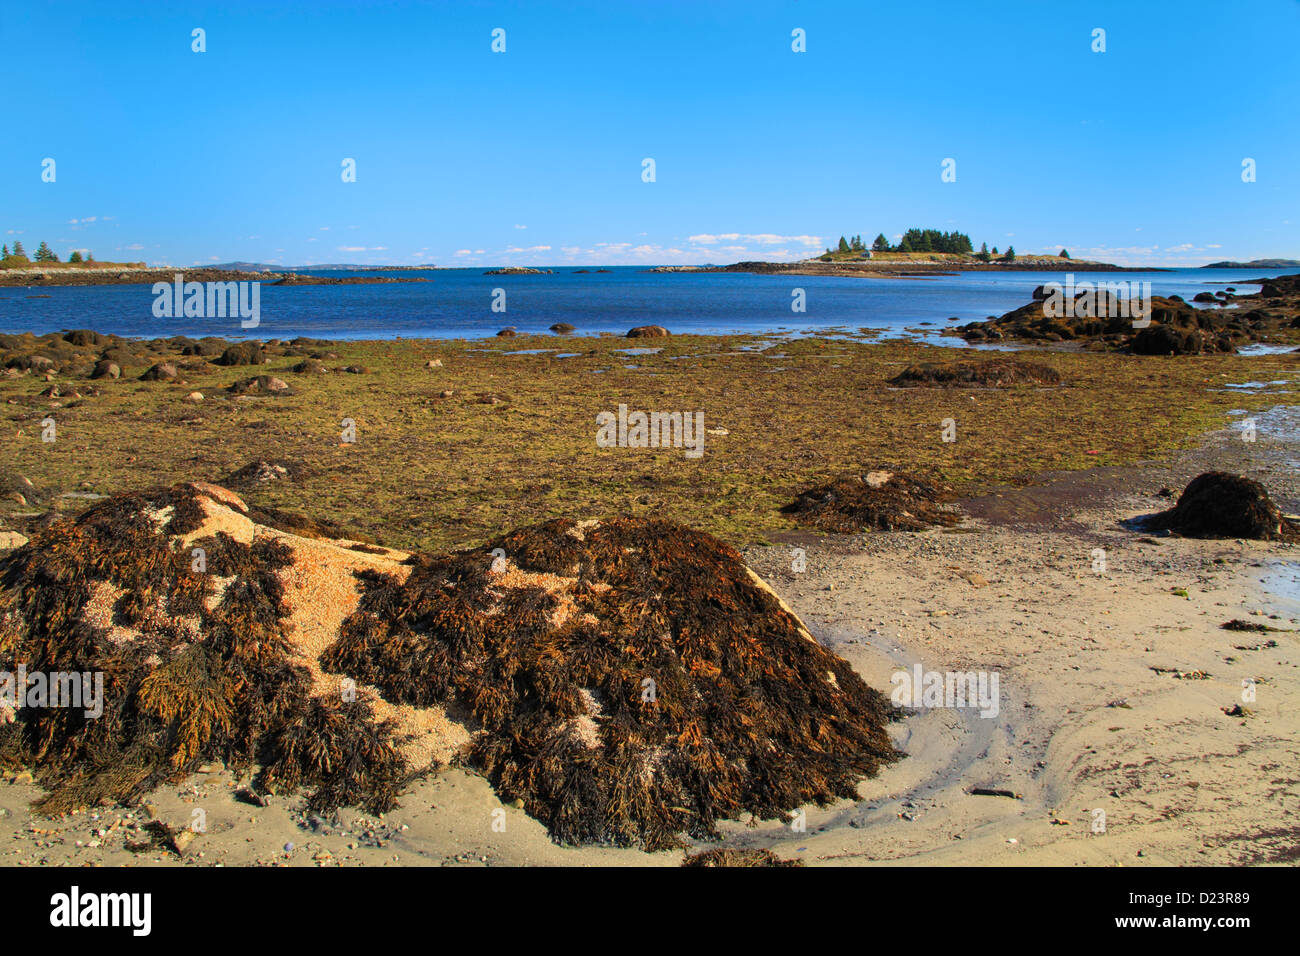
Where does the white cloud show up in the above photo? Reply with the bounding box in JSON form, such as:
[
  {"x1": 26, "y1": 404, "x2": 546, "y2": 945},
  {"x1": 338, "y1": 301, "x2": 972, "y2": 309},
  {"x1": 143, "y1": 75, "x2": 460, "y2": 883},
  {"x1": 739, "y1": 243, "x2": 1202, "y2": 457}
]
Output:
[
  {"x1": 1065, "y1": 243, "x2": 1239, "y2": 267},
  {"x1": 689, "y1": 232, "x2": 821, "y2": 247},
  {"x1": 461, "y1": 234, "x2": 829, "y2": 266}
]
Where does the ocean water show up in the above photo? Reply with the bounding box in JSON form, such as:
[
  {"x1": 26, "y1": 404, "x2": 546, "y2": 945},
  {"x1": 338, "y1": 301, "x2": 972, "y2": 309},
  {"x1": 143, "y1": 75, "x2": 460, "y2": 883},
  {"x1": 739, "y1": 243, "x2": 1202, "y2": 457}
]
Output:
[{"x1": 0, "y1": 266, "x2": 1292, "y2": 342}]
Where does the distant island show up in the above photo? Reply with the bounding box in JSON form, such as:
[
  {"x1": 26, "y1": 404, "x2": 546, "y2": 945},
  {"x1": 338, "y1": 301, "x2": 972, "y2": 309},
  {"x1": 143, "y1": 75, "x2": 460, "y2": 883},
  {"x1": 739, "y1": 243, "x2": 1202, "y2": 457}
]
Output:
[
  {"x1": 652, "y1": 228, "x2": 1132, "y2": 275},
  {"x1": 1201, "y1": 259, "x2": 1300, "y2": 269}
]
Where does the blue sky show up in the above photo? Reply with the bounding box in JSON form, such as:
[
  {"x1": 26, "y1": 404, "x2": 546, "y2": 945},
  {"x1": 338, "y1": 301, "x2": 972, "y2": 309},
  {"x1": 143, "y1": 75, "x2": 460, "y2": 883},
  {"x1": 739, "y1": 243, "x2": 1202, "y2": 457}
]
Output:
[{"x1": 3, "y1": 0, "x2": 1297, "y2": 267}]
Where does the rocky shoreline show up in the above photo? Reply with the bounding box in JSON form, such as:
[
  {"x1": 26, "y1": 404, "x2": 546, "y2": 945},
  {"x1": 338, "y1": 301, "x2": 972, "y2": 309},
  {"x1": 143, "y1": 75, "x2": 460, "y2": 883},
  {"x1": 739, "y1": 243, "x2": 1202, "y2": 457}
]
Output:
[{"x1": 947, "y1": 272, "x2": 1300, "y2": 353}]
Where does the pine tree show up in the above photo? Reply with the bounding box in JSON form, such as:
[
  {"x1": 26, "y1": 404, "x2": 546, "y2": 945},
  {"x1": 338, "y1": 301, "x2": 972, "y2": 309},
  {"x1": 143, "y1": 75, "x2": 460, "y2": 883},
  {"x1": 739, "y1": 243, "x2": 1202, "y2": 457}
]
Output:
[
  {"x1": 11, "y1": 240, "x2": 25, "y2": 257},
  {"x1": 1004, "y1": 245, "x2": 1016, "y2": 261},
  {"x1": 34, "y1": 241, "x2": 58, "y2": 262},
  {"x1": 838, "y1": 236, "x2": 850, "y2": 253},
  {"x1": 1059, "y1": 248, "x2": 1070, "y2": 259},
  {"x1": 1, "y1": 245, "x2": 7, "y2": 257},
  {"x1": 68, "y1": 250, "x2": 83, "y2": 263},
  {"x1": 872, "y1": 233, "x2": 890, "y2": 252},
  {"x1": 991, "y1": 246, "x2": 998, "y2": 256}
]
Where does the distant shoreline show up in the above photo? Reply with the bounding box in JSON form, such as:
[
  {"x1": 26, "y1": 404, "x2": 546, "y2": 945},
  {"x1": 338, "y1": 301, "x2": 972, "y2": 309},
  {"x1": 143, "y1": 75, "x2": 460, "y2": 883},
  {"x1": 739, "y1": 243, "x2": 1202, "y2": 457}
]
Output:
[
  {"x1": 648, "y1": 258, "x2": 1147, "y2": 277},
  {"x1": 0, "y1": 260, "x2": 1164, "y2": 288},
  {"x1": 0, "y1": 266, "x2": 432, "y2": 288},
  {"x1": 2, "y1": 257, "x2": 1290, "y2": 288}
]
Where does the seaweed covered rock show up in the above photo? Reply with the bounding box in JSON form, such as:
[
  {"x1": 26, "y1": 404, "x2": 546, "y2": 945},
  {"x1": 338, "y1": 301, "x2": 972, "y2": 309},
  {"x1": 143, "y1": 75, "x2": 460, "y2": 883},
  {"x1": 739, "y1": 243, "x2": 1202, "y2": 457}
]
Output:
[
  {"x1": 889, "y1": 358, "x2": 1062, "y2": 388},
  {"x1": 0, "y1": 470, "x2": 43, "y2": 507},
  {"x1": 218, "y1": 459, "x2": 310, "y2": 491},
  {"x1": 1130, "y1": 324, "x2": 1232, "y2": 356},
  {"x1": 1143, "y1": 472, "x2": 1299, "y2": 541},
  {"x1": 952, "y1": 293, "x2": 1256, "y2": 353},
  {"x1": 181, "y1": 337, "x2": 230, "y2": 357},
  {"x1": 324, "y1": 516, "x2": 900, "y2": 849},
  {"x1": 782, "y1": 471, "x2": 962, "y2": 533},
  {"x1": 0, "y1": 494, "x2": 898, "y2": 851},
  {"x1": 214, "y1": 343, "x2": 265, "y2": 367},
  {"x1": 139, "y1": 362, "x2": 178, "y2": 382},
  {"x1": 0, "y1": 483, "x2": 430, "y2": 815},
  {"x1": 952, "y1": 292, "x2": 1147, "y2": 345},
  {"x1": 62, "y1": 330, "x2": 108, "y2": 348},
  {"x1": 227, "y1": 375, "x2": 292, "y2": 396},
  {"x1": 90, "y1": 360, "x2": 120, "y2": 380},
  {"x1": 627, "y1": 325, "x2": 670, "y2": 338}
]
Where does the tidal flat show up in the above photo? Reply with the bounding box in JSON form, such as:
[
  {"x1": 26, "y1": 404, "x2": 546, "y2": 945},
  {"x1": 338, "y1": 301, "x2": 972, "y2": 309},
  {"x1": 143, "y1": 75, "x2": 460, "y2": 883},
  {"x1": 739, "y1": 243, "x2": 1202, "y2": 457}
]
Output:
[{"x1": 2, "y1": 331, "x2": 1295, "y2": 552}]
